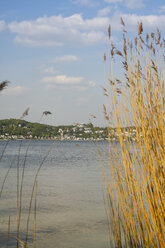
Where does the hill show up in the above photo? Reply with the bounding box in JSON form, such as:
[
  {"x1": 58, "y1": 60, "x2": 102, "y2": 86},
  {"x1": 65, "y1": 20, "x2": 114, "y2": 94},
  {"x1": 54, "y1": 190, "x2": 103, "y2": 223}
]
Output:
[{"x1": 0, "y1": 119, "x2": 137, "y2": 140}]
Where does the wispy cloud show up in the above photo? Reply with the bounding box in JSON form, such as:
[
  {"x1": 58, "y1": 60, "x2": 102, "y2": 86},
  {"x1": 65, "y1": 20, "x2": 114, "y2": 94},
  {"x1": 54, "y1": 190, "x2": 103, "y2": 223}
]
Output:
[
  {"x1": 88, "y1": 80, "x2": 96, "y2": 87},
  {"x1": 125, "y1": 0, "x2": 144, "y2": 9},
  {"x1": 46, "y1": 84, "x2": 89, "y2": 91},
  {"x1": 42, "y1": 74, "x2": 96, "y2": 92},
  {"x1": 160, "y1": 4, "x2": 165, "y2": 13},
  {"x1": 42, "y1": 75, "x2": 84, "y2": 85},
  {"x1": 104, "y1": 0, "x2": 122, "y2": 3},
  {"x1": 52, "y1": 55, "x2": 79, "y2": 63},
  {"x1": 98, "y1": 7, "x2": 111, "y2": 17},
  {"x1": 75, "y1": 97, "x2": 89, "y2": 105},
  {"x1": 104, "y1": 0, "x2": 144, "y2": 9},
  {"x1": 73, "y1": 0, "x2": 96, "y2": 7},
  {"x1": 43, "y1": 66, "x2": 58, "y2": 74},
  {"x1": 0, "y1": 21, "x2": 6, "y2": 31},
  {"x1": 2, "y1": 86, "x2": 23, "y2": 95}
]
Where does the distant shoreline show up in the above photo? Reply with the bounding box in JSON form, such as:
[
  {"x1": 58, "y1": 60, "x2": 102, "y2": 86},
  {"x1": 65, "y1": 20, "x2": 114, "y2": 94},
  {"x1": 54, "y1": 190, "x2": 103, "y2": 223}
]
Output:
[
  {"x1": 0, "y1": 119, "x2": 138, "y2": 141},
  {"x1": 0, "y1": 137, "x2": 136, "y2": 142}
]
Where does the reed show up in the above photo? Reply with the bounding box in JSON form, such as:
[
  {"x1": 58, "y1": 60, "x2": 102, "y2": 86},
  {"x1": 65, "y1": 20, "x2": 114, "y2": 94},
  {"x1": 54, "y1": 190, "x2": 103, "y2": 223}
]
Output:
[
  {"x1": 0, "y1": 81, "x2": 9, "y2": 92},
  {"x1": 34, "y1": 180, "x2": 37, "y2": 248},
  {"x1": 0, "y1": 104, "x2": 56, "y2": 247},
  {"x1": 101, "y1": 21, "x2": 165, "y2": 247}
]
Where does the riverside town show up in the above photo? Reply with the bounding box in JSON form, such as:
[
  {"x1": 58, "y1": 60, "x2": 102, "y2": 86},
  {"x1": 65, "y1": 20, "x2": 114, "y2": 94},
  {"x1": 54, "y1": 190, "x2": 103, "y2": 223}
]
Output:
[{"x1": 0, "y1": 119, "x2": 138, "y2": 141}]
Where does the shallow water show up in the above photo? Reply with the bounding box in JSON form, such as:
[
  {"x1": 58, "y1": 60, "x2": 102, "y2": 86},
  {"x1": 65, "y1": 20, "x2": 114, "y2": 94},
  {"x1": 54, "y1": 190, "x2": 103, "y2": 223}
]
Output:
[{"x1": 0, "y1": 140, "x2": 112, "y2": 248}]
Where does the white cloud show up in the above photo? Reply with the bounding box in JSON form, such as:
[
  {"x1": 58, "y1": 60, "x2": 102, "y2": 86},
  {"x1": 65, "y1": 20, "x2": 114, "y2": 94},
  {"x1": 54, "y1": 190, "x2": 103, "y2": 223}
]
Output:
[
  {"x1": 43, "y1": 66, "x2": 58, "y2": 74},
  {"x1": 0, "y1": 21, "x2": 6, "y2": 31},
  {"x1": 42, "y1": 75, "x2": 84, "y2": 85},
  {"x1": 160, "y1": 5, "x2": 165, "y2": 13},
  {"x1": 42, "y1": 74, "x2": 96, "y2": 91},
  {"x1": 7, "y1": 12, "x2": 165, "y2": 48},
  {"x1": 2, "y1": 86, "x2": 23, "y2": 95},
  {"x1": 8, "y1": 14, "x2": 108, "y2": 47},
  {"x1": 98, "y1": 7, "x2": 111, "y2": 17},
  {"x1": 52, "y1": 55, "x2": 78, "y2": 63},
  {"x1": 120, "y1": 14, "x2": 165, "y2": 31},
  {"x1": 96, "y1": 12, "x2": 165, "y2": 32}
]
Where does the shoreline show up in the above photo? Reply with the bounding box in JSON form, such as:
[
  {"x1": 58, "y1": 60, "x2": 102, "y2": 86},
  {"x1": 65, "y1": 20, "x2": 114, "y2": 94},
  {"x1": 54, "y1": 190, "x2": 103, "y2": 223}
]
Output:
[{"x1": 0, "y1": 137, "x2": 136, "y2": 141}]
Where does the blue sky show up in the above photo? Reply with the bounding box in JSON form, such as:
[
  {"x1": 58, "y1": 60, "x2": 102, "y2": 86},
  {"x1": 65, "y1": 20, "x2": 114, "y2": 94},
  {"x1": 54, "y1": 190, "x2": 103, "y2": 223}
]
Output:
[{"x1": 0, "y1": 0, "x2": 165, "y2": 126}]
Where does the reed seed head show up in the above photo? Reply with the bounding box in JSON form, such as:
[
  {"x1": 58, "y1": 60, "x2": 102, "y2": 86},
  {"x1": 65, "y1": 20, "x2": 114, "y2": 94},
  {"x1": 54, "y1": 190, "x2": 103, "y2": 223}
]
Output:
[
  {"x1": 138, "y1": 22, "x2": 143, "y2": 35},
  {"x1": 108, "y1": 25, "x2": 111, "y2": 40},
  {"x1": 0, "y1": 80, "x2": 10, "y2": 92}
]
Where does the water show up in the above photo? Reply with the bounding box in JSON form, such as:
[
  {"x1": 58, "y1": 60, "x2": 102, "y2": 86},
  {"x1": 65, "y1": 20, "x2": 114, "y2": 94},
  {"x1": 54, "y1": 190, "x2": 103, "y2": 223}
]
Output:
[{"x1": 0, "y1": 140, "x2": 110, "y2": 248}]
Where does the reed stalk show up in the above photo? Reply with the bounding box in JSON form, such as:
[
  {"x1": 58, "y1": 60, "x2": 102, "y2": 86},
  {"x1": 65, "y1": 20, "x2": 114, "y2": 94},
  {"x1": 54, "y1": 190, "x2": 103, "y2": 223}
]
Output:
[
  {"x1": 101, "y1": 21, "x2": 165, "y2": 247},
  {"x1": 24, "y1": 139, "x2": 57, "y2": 248},
  {"x1": 6, "y1": 216, "x2": 10, "y2": 248},
  {"x1": 34, "y1": 181, "x2": 37, "y2": 248}
]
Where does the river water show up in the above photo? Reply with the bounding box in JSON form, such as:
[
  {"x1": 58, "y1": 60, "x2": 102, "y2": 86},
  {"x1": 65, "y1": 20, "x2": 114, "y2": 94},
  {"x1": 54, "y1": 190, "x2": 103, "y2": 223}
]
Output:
[{"x1": 0, "y1": 140, "x2": 112, "y2": 248}]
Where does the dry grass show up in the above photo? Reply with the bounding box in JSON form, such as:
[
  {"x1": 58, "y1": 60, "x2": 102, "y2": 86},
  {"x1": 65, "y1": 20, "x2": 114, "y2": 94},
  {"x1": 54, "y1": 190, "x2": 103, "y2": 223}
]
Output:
[{"x1": 101, "y1": 21, "x2": 165, "y2": 247}]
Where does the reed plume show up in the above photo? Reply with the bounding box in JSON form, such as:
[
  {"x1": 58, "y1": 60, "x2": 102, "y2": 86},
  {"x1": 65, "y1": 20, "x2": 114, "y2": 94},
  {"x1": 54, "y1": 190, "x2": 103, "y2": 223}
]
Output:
[
  {"x1": 101, "y1": 21, "x2": 165, "y2": 248},
  {"x1": 0, "y1": 80, "x2": 9, "y2": 92}
]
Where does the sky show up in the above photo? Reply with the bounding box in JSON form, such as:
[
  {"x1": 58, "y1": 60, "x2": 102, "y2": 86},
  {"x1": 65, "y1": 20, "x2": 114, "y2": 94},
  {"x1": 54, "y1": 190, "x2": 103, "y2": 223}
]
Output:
[{"x1": 0, "y1": 0, "x2": 165, "y2": 126}]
